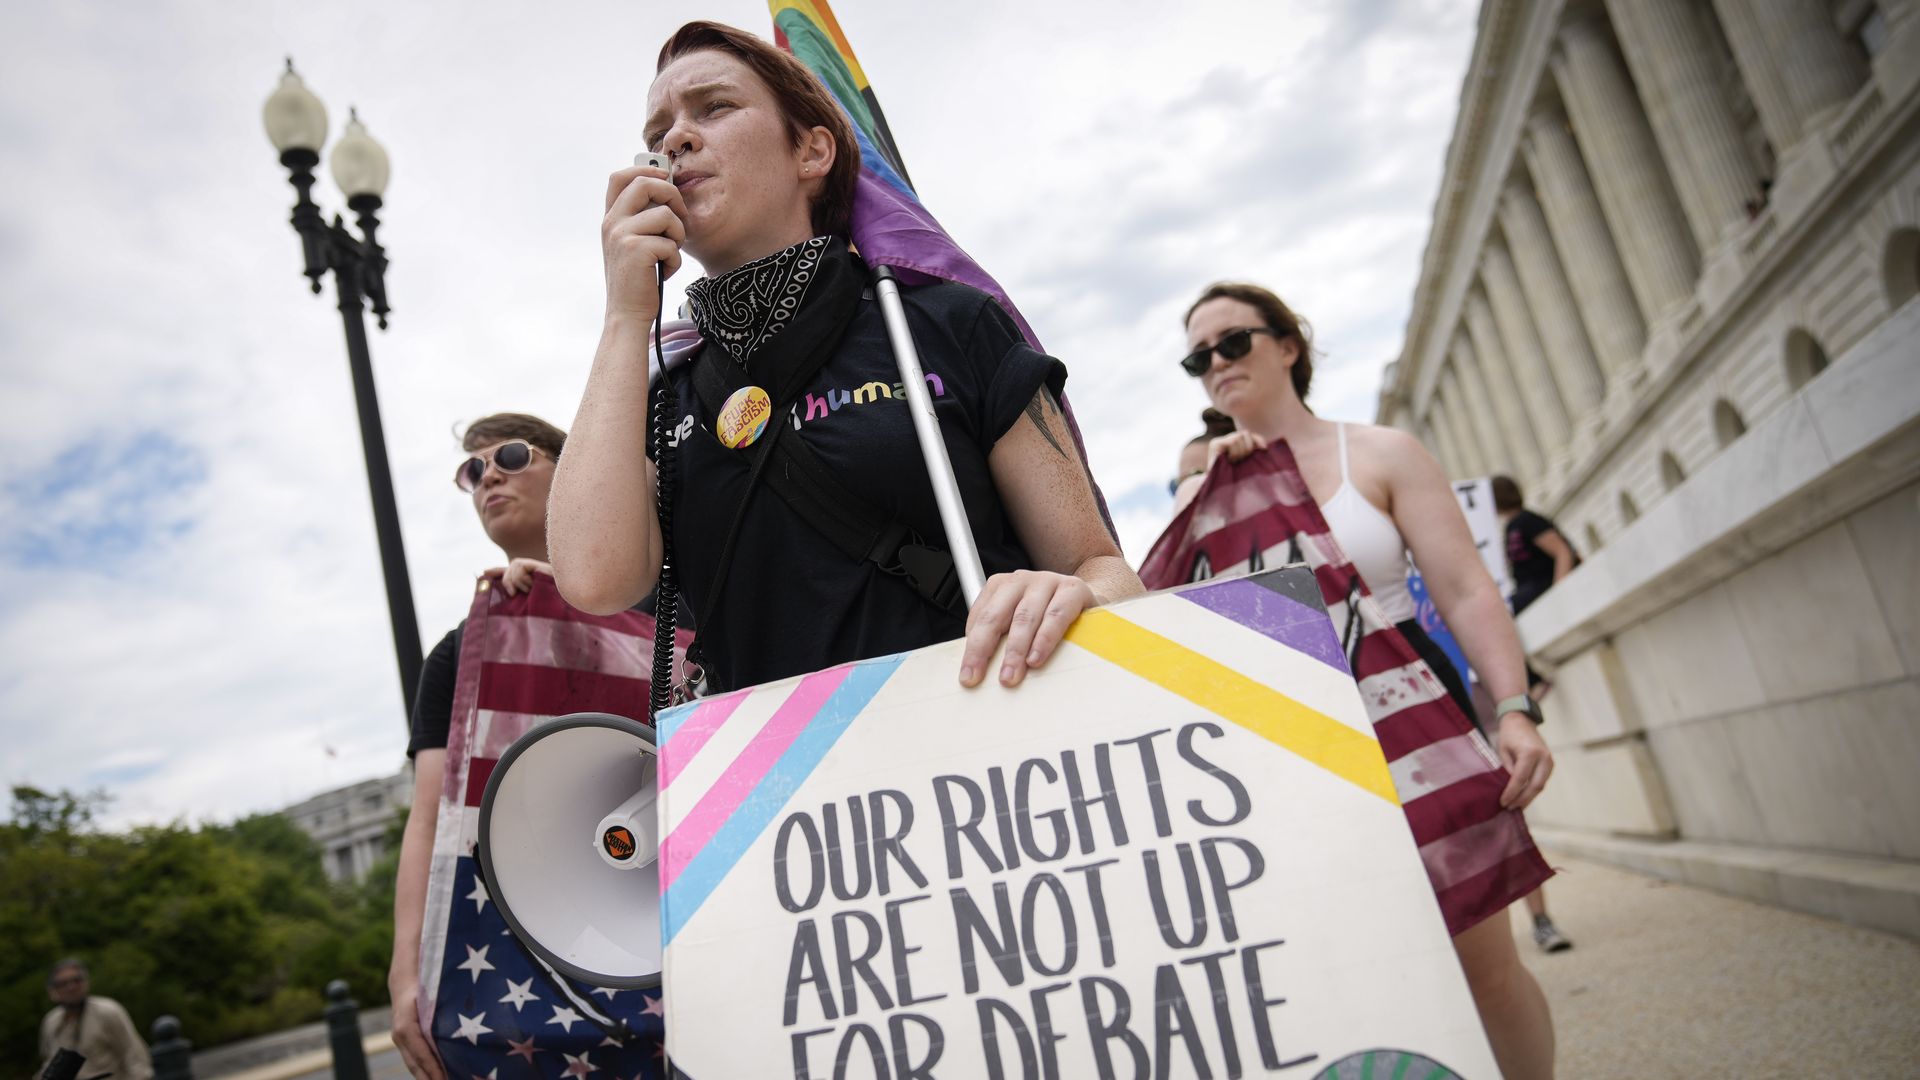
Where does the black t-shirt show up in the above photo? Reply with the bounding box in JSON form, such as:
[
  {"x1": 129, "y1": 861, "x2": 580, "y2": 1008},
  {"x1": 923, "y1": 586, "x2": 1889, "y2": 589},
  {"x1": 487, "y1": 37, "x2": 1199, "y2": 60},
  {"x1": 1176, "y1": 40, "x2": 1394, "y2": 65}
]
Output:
[
  {"x1": 653, "y1": 281, "x2": 1064, "y2": 692},
  {"x1": 408, "y1": 625, "x2": 462, "y2": 758},
  {"x1": 1506, "y1": 509, "x2": 1572, "y2": 613}
]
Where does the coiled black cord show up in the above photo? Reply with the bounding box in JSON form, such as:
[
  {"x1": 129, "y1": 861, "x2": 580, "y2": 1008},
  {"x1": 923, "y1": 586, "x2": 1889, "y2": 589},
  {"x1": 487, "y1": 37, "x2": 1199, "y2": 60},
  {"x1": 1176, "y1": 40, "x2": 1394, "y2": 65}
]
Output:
[{"x1": 648, "y1": 268, "x2": 680, "y2": 719}]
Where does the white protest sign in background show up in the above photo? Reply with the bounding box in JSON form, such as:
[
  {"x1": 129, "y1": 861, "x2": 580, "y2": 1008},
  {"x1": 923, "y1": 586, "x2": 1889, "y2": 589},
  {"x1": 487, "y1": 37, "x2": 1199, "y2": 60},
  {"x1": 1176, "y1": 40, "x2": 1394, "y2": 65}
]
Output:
[
  {"x1": 653, "y1": 568, "x2": 1496, "y2": 1078},
  {"x1": 1450, "y1": 477, "x2": 1510, "y2": 601}
]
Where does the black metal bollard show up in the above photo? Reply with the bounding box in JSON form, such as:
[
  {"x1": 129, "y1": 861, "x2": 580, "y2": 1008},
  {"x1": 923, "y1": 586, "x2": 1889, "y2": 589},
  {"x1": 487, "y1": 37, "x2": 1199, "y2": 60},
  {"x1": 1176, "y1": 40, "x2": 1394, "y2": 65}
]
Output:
[
  {"x1": 150, "y1": 1016, "x2": 193, "y2": 1080},
  {"x1": 324, "y1": 981, "x2": 370, "y2": 1080}
]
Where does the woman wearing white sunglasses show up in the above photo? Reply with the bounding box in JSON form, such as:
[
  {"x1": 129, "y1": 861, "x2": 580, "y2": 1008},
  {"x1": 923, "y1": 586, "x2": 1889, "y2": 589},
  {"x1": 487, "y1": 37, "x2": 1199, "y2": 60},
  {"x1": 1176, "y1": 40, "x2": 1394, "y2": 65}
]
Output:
[{"x1": 388, "y1": 412, "x2": 565, "y2": 1080}]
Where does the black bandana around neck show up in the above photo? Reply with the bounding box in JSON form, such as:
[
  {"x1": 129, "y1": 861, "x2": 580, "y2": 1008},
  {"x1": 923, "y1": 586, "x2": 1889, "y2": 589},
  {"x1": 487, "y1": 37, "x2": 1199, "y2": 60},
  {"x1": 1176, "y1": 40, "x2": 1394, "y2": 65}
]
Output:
[{"x1": 686, "y1": 236, "x2": 862, "y2": 372}]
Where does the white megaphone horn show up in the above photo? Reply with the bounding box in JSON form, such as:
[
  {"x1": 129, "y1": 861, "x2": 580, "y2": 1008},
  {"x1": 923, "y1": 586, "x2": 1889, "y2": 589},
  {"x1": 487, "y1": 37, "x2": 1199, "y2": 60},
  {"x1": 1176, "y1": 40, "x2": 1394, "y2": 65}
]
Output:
[{"x1": 475, "y1": 712, "x2": 664, "y2": 988}]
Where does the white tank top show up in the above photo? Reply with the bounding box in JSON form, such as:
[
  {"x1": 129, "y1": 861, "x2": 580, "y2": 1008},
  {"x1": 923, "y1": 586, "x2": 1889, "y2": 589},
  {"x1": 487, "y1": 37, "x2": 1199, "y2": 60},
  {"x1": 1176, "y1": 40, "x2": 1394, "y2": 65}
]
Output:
[{"x1": 1318, "y1": 423, "x2": 1416, "y2": 623}]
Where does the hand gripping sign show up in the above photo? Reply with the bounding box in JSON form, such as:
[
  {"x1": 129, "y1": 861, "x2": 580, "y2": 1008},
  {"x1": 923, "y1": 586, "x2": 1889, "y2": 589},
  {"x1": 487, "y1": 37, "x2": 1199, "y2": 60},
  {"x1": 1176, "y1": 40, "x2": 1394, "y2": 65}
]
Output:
[{"x1": 651, "y1": 566, "x2": 1497, "y2": 1078}]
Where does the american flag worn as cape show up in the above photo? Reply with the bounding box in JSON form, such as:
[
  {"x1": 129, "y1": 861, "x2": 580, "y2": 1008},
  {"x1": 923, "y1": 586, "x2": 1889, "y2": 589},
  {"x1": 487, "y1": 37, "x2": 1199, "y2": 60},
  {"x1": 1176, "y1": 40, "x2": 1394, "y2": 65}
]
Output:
[
  {"x1": 1139, "y1": 442, "x2": 1552, "y2": 936},
  {"x1": 416, "y1": 574, "x2": 693, "y2": 1078}
]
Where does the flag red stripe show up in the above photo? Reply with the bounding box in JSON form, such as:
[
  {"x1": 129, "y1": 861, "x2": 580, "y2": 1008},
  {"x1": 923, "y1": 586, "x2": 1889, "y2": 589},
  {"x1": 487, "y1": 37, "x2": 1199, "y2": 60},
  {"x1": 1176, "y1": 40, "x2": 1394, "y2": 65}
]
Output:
[
  {"x1": 1373, "y1": 697, "x2": 1487, "y2": 764},
  {"x1": 477, "y1": 662, "x2": 650, "y2": 719},
  {"x1": 1433, "y1": 849, "x2": 1557, "y2": 937},
  {"x1": 465, "y1": 756, "x2": 498, "y2": 808},
  {"x1": 1401, "y1": 771, "x2": 1506, "y2": 848}
]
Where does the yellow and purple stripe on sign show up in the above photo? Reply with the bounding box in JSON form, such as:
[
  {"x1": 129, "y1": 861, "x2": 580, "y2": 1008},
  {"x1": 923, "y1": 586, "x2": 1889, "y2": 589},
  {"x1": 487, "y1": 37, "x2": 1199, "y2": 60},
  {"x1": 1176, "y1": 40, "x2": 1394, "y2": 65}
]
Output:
[
  {"x1": 1066, "y1": 606, "x2": 1401, "y2": 806},
  {"x1": 656, "y1": 654, "x2": 906, "y2": 945}
]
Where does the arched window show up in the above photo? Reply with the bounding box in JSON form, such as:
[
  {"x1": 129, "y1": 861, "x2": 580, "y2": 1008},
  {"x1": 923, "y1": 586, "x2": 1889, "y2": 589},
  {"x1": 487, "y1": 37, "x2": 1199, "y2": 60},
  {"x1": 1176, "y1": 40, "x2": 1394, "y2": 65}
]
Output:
[
  {"x1": 1713, "y1": 399, "x2": 1748, "y2": 448},
  {"x1": 1784, "y1": 327, "x2": 1830, "y2": 390},
  {"x1": 1660, "y1": 451, "x2": 1686, "y2": 491},
  {"x1": 1887, "y1": 227, "x2": 1920, "y2": 309},
  {"x1": 1619, "y1": 490, "x2": 1640, "y2": 525}
]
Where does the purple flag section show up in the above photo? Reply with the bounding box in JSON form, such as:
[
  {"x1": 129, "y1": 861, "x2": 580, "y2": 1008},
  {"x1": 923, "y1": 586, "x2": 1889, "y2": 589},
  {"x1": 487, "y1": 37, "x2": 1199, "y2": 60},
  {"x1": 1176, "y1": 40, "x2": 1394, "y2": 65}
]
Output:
[
  {"x1": 848, "y1": 171, "x2": 1113, "y2": 533},
  {"x1": 1180, "y1": 575, "x2": 1352, "y2": 674},
  {"x1": 848, "y1": 171, "x2": 1039, "y2": 347}
]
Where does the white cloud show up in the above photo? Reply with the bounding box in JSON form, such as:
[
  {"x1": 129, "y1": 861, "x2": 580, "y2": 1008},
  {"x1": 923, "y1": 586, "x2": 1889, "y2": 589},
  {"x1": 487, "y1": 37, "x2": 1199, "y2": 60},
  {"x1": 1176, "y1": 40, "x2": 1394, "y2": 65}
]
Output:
[{"x1": 0, "y1": 0, "x2": 1474, "y2": 825}]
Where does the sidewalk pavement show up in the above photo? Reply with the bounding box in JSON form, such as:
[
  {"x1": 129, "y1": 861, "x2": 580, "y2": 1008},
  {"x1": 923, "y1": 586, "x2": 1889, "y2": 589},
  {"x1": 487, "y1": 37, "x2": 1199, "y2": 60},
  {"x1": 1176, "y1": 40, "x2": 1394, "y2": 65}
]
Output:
[
  {"x1": 1517, "y1": 850, "x2": 1920, "y2": 1077},
  {"x1": 277, "y1": 1045, "x2": 406, "y2": 1080},
  {"x1": 212, "y1": 1032, "x2": 394, "y2": 1080}
]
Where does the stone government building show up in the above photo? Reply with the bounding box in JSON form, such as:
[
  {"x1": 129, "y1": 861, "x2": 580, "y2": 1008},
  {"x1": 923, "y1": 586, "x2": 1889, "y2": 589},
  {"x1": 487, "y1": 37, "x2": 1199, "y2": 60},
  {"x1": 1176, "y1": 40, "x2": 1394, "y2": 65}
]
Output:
[
  {"x1": 282, "y1": 767, "x2": 412, "y2": 883},
  {"x1": 1376, "y1": 0, "x2": 1920, "y2": 934}
]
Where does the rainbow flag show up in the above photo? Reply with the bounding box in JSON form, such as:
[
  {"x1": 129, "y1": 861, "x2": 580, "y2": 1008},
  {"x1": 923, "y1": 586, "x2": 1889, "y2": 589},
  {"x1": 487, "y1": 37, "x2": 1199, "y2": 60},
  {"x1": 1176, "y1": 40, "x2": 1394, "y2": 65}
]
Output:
[{"x1": 770, "y1": 0, "x2": 1115, "y2": 530}]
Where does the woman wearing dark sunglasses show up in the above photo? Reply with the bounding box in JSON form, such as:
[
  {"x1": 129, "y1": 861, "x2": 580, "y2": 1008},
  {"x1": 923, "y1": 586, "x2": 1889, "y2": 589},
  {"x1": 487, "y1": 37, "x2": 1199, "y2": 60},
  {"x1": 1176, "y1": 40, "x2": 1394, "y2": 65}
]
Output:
[
  {"x1": 389, "y1": 412, "x2": 566, "y2": 1080},
  {"x1": 1172, "y1": 282, "x2": 1558, "y2": 1078}
]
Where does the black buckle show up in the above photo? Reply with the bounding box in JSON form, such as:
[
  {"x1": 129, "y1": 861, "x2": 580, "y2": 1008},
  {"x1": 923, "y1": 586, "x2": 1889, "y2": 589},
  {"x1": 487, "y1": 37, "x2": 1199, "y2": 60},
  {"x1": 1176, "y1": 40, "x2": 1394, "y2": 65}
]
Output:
[
  {"x1": 864, "y1": 520, "x2": 913, "y2": 566},
  {"x1": 896, "y1": 542, "x2": 962, "y2": 613}
]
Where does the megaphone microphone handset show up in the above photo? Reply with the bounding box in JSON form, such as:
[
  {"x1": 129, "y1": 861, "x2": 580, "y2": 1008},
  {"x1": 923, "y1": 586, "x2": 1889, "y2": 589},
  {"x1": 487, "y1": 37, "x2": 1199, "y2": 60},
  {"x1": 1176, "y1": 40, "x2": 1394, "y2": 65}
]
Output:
[{"x1": 633, "y1": 148, "x2": 685, "y2": 717}]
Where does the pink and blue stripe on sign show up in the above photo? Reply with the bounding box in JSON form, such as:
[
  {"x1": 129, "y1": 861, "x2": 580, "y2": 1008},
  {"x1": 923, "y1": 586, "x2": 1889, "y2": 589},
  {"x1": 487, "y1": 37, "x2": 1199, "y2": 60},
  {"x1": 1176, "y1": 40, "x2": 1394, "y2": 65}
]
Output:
[{"x1": 657, "y1": 654, "x2": 907, "y2": 944}]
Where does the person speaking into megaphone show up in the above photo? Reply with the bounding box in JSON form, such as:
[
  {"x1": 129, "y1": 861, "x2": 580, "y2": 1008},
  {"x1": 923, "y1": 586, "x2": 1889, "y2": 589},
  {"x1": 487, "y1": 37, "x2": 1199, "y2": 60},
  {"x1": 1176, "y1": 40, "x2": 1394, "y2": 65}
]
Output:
[{"x1": 549, "y1": 20, "x2": 1141, "y2": 697}]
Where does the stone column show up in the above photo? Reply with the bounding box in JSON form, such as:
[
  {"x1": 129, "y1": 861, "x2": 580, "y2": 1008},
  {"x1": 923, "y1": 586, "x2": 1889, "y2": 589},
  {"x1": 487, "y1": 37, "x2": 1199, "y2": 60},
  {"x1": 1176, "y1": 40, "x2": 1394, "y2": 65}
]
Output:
[
  {"x1": 1605, "y1": 0, "x2": 1768, "y2": 251},
  {"x1": 1497, "y1": 171, "x2": 1608, "y2": 419},
  {"x1": 1418, "y1": 414, "x2": 1455, "y2": 477},
  {"x1": 1449, "y1": 335, "x2": 1515, "y2": 474},
  {"x1": 1480, "y1": 234, "x2": 1571, "y2": 456},
  {"x1": 1463, "y1": 289, "x2": 1545, "y2": 483},
  {"x1": 1439, "y1": 365, "x2": 1491, "y2": 476},
  {"x1": 1524, "y1": 102, "x2": 1647, "y2": 381},
  {"x1": 1552, "y1": 10, "x2": 1700, "y2": 321},
  {"x1": 1427, "y1": 395, "x2": 1469, "y2": 479},
  {"x1": 1728, "y1": 0, "x2": 1868, "y2": 145},
  {"x1": 1877, "y1": 5, "x2": 1920, "y2": 108},
  {"x1": 1710, "y1": 0, "x2": 1798, "y2": 152}
]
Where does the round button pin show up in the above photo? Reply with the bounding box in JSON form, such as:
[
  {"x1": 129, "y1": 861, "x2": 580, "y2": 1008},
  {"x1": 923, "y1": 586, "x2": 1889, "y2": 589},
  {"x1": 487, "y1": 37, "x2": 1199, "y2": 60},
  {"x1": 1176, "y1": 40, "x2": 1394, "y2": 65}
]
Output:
[{"x1": 716, "y1": 385, "x2": 773, "y2": 449}]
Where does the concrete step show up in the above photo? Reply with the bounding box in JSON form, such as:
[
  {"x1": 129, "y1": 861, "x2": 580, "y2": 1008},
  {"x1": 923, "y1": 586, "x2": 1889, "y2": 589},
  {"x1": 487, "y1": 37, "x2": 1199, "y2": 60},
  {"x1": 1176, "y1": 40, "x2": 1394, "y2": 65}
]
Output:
[{"x1": 1532, "y1": 828, "x2": 1920, "y2": 939}]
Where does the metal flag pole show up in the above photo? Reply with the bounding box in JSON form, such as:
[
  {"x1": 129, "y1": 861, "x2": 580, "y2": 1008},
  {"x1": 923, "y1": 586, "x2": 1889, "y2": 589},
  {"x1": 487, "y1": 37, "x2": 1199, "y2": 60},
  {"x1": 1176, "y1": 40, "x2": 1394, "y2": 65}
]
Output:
[{"x1": 870, "y1": 266, "x2": 987, "y2": 607}]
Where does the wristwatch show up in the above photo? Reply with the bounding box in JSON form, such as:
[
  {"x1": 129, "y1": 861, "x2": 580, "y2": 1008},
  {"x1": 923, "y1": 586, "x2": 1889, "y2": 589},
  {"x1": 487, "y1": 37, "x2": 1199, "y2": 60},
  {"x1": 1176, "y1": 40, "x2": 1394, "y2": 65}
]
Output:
[{"x1": 1494, "y1": 694, "x2": 1544, "y2": 726}]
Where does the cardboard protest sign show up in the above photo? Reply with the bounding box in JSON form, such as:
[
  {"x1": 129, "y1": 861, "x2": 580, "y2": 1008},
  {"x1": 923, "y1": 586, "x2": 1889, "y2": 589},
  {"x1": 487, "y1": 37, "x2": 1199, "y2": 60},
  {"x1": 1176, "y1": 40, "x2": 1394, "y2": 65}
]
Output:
[
  {"x1": 653, "y1": 566, "x2": 1497, "y2": 1078},
  {"x1": 1450, "y1": 477, "x2": 1509, "y2": 600}
]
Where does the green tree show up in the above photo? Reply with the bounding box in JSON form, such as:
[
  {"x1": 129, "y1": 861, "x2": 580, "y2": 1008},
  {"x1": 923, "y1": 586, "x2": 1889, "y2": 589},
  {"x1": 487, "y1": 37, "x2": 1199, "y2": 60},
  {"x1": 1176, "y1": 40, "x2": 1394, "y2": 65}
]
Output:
[{"x1": 1, "y1": 787, "x2": 404, "y2": 1080}]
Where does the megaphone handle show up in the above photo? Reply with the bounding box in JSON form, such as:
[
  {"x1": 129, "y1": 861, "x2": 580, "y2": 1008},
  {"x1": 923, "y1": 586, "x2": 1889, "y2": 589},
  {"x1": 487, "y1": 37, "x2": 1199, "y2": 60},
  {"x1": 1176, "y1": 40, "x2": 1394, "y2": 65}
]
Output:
[{"x1": 871, "y1": 266, "x2": 987, "y2": 608}]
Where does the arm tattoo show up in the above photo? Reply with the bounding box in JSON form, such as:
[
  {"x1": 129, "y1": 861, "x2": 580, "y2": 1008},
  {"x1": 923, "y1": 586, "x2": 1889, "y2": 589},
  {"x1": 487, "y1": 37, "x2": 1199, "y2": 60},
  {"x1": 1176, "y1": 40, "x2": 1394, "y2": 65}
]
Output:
[{"x1": 1024, "y1": 388, "x2": 1071, "y2": 461}]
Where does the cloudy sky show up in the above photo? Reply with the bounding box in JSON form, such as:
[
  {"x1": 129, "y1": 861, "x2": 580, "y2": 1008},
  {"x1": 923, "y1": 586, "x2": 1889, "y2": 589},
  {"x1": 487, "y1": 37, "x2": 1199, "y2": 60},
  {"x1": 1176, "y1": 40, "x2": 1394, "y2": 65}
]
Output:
[{"x1": 0, "y1": 0, "x2": 1477, "y2": 826}]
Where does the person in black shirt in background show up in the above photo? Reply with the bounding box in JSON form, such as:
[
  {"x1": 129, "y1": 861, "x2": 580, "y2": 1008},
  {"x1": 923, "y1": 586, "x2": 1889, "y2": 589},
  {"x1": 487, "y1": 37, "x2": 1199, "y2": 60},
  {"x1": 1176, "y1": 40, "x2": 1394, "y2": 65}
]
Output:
[
  {"x1": 1494, "y1": 474, "x2": 1581, "y2": 698},
  {"x1": 389, "y1": 412, "x2": 566, "y2": 1080},
  {"x1": 1492, "y1": 473, "x2": 1578, "y2": 954}
]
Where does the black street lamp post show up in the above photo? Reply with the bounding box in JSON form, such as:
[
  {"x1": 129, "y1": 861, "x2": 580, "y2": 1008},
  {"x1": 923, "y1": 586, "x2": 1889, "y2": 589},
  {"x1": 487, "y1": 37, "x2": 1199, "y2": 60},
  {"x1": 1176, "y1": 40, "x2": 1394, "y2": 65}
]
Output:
[{"x1": 264, "y1": 60, "x2": 421, "y2": 726}]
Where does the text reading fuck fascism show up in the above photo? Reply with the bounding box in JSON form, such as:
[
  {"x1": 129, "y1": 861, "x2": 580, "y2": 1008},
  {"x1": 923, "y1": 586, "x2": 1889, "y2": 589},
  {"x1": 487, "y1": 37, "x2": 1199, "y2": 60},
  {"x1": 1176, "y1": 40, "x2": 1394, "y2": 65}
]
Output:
[{"x1": 772, "y1": 721, "x2": 1319, "y2": 1079}]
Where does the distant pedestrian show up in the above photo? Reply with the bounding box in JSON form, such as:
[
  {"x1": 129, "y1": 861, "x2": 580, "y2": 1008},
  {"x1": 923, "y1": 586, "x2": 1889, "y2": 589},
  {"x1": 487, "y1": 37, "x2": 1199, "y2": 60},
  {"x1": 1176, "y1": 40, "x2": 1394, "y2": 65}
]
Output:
[
  {"x1": 1492, "y1": 474, "x2": 1579, "y2": 954},
  {"x1": 38, "y1": 959, "x2": 152, "y2": 1080},
  {"x1": 1493, "y1": 474, "x2": 1580, "y2": 699},
  {"x1": 1169, "y1": 406, "x2": 1235, "y2": 507}
]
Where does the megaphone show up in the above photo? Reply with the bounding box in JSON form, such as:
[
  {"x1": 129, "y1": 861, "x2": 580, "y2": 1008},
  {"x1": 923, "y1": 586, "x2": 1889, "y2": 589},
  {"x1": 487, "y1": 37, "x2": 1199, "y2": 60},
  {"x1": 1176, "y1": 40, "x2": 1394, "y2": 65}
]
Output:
[{"x1": 476, "y1": 712, "x2": 664, "y2": 988}]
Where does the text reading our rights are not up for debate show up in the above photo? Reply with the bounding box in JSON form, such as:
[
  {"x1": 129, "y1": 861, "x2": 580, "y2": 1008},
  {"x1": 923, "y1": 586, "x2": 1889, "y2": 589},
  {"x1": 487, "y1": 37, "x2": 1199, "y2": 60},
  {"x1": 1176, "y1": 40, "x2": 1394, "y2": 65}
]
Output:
[{"x1": 769, "y1": 720, "x2": 1321, "y2": 1080}]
